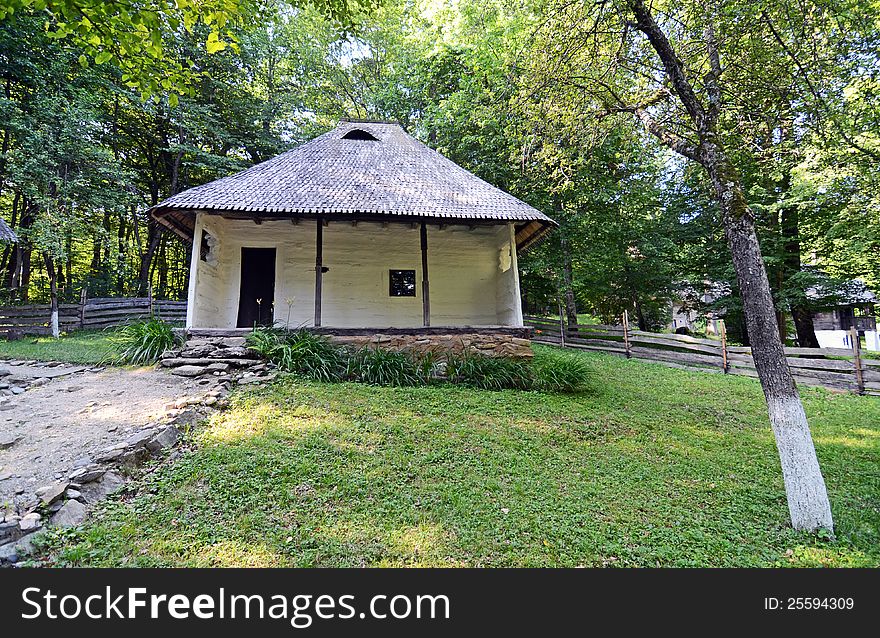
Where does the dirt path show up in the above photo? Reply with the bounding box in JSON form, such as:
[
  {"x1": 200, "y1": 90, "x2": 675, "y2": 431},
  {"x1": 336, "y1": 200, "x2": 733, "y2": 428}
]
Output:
[{"x1": 0, "y1": 365, "x2": 206, "y2": 511}]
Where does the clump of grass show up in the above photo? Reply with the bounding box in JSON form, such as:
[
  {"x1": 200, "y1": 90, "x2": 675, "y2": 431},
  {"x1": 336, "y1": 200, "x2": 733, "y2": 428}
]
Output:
[
  {"x1": 247, "y1": 328, "x2": 346, "y2": 382},
  {"x1": 247, "y1": 330, "x2": 586, "y2": 393},
  {"x1": 446, "y1": 351, "x2": 533, "y2": 390},
  {"x1": 530, "y1": 347, "x2": 590, "y2": 392},
  {"x1": 345, "y1": 347, "x2": 425, "y2": 386},
  {"x1": 109, "y1": 318, "x2": 179, "y2": 365}
]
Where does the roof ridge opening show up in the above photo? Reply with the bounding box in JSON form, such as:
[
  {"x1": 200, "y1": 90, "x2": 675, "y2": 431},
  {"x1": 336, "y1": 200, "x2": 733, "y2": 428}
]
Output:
[{"x1": 342, "y1": 128, "x2": 379, "y2": 141}]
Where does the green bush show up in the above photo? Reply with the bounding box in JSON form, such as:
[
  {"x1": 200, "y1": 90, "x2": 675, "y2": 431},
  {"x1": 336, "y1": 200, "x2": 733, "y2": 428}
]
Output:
[
  {"x1": 345, "y1": 347, "x2": 426, "y2": 386},
  {"x1": 530, "y1": 347, "x2": 590, "y2": 393},
  {"x1": 247, "y1": 328, "x2": 346, "y2": 382},
  {"x1": 445, "y1": 351, "x2": 533, "y2": 390},
  {"x1": 109, "y1": 318, "x2": 178, "y2": 365}
]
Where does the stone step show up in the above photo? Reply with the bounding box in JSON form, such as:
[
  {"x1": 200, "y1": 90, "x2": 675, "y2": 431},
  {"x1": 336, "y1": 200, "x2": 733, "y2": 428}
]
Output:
[{"x1": 161, "y1": 357, "x2": 259, "y2": 368}]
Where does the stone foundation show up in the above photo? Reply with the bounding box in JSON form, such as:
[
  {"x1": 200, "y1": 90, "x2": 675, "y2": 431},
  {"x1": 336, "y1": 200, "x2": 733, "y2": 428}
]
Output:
[
  {"x1": 322, "y1": 331, "x2": 533, "y2": 359},
  {"x1": 164, "y1": 328, "x2": 535, "y2": 372}
]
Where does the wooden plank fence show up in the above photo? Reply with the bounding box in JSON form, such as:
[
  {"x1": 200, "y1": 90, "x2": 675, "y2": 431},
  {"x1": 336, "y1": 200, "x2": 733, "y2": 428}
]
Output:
[
  {"x1": 0, "y1": 293, "x2": 186, "y2": 336},
  {"x1": 525, "y1": 315, "x2": 879, "y2": 397}
]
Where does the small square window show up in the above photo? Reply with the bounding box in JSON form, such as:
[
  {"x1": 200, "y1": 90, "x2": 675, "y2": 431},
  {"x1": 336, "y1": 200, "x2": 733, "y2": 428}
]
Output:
[{"x1": 389, "y1": 270, "x2": 416, "y2": 297}]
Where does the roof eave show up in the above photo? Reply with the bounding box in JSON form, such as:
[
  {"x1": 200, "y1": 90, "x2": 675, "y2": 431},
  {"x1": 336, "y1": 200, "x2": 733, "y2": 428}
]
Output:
[{"x1": 151, "y1": 206, "x2": 556, "y2": 251}]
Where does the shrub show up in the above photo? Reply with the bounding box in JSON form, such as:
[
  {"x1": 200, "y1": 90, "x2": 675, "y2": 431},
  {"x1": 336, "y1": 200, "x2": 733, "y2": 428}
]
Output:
[
  {"x1": 445, "y1": 351, "x2": 533, "y2": 390},
  {"x1": 110, "y1": 318, "x2": 178, "y2": 365},
  {"x1": 345, "y1": 347, "x2": 425, "y2": 386},
  {"x1": 530, "y1": 347, "x2": 590, "y2": 393},
  {"x1": 247, "y1": 328, "x2": 346, "y2": 382}
]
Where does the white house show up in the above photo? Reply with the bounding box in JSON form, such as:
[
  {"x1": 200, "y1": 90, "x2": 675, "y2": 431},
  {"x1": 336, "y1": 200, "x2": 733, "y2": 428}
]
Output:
[{"x1": 150, "y1": 121, "x2": 555, "y2": 356}]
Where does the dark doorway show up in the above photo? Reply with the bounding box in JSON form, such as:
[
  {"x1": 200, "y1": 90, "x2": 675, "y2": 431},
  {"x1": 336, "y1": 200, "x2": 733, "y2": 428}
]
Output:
[{"x1": 237, "y1": 247, "x2": 276, "y2": 328}]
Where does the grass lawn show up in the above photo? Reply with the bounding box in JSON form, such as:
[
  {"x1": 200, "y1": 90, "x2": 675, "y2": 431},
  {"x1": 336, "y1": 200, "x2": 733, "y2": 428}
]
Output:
[
  {"x1": 0, "y1": 330, "x2": 116, "y2": 364},
  {"x1": 52, "y1": 346, "x2": 879, "y2": 567}
]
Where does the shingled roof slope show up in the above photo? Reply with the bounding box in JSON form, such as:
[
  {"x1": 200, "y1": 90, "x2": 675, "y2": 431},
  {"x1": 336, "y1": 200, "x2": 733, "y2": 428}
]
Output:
[
  {"x1": 150, "y1": 121, "x2": 554, "y2": 250},
  {"x1": 0, "y1": 217, "x2": 17, "y2": 243}
]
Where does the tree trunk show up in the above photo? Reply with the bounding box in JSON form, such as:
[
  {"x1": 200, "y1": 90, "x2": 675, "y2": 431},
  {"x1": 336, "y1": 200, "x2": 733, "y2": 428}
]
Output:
[
  {"x1": 792, "y1": 308, "x2": 820, "y2": 348},
  {"x1": 624, "y1": 0, "x2": 833, "y2": 531},
  {"x1": 560, "y1": 236, "x2": 579, "y2": 330},
  {"x1": 706, "y1": 154, "x2": 832, "y2": 531},
  {"x1": 780, "y1": 192, "x2": 819, "y2": 347},
  {"x1": 634, "y1": 300, "x2": 648, "y2": 331},
  {"x1": 137, "y1": 220, "x2": 163, "y2": 296},
  {"x1": 43, "y1": 253, "x2": 60, "y2": 338}
]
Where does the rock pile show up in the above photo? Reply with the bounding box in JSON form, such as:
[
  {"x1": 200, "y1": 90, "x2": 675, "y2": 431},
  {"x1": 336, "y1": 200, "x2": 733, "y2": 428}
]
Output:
[{"x1": 160, "y1": 335, "x2": 275, "y2": 379}]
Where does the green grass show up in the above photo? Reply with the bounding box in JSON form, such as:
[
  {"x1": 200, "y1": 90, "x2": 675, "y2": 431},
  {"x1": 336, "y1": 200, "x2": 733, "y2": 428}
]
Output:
[
  {"x1": 51, "y1": 346, "x2": 880, "y2": 567},
  {"x1": 0, "y1": 330, "x2": 115, "y2": 364}
]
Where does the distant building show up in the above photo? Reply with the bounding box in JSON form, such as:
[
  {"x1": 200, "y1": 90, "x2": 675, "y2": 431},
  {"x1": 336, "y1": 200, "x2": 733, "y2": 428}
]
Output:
[
  {"x1": 0, "y1": 218, "x2": 17, "y2": 244},
  {"x1": 808, "y1": 279, "x2": 876, "y2": 333}
]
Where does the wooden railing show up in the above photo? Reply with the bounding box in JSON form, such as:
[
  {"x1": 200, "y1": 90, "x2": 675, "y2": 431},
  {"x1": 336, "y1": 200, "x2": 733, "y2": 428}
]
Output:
[
  {"x1": 525, "y1": 315, "x2": 879, "y2": 396},
  {"x1": 0, "y1": 295, "x2": 186, "y2": 336}
]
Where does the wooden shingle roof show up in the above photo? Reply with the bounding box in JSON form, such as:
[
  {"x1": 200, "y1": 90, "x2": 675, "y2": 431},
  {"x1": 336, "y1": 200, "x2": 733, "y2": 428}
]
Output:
[
  {"x1": 0, "y1": 217, "x2": 17, "y2": 243},
  {"x1": 150, "y1": 121, "x2": 555, "y2": 250}
]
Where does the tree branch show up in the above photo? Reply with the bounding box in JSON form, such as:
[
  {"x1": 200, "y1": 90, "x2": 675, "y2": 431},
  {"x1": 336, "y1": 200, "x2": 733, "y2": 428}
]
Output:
[
  {"x1": 626, "y1": 0, "x2": 708, "y2": 130},
  {"x1": 761, "y1": 10, "x2": 880, "y2": 161}
]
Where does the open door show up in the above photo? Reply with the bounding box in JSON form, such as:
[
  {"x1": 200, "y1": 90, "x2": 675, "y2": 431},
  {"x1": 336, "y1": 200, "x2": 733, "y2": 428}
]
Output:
[{"x1": 237, "y1": 247, "x2": 276, "y2": 328}]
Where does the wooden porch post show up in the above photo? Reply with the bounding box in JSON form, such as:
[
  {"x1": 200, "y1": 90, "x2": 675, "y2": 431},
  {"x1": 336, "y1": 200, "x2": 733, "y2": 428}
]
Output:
[
  {"x1": 420, "y1": 221, "x2": 430, "y2": 327},
  {"x1": 314, "y1": 218, "x2": 323, "y2": 327}
]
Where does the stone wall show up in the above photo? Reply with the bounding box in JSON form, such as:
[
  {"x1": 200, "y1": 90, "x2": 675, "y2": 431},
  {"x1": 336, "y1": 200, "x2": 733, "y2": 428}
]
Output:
[
  {"x1": 161, "y1": 329, "x2": 534, "y2": 375},
  {"x1": 323, "y1": 331, "x2": 533, "y2": 359}
]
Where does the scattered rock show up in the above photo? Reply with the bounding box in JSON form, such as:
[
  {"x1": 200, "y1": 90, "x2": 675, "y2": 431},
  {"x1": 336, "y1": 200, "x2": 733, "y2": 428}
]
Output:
[
  {"x1": 65, "y1": 488, "x2": 83, "y2": 501},
  {"x1": 10, "y1": 386, "x2": 25, "y2": 395},
  {"x1": 19, "y1": 512, "x2": 42, "y2": 532},
  {"x1": 0, "y1": 433, "x2": 20, "y2": 449},
  {"x1": 35, "y1": 481, "x2": 68, "y2": 506},
  {"x1": 171, "y1": 365, "x2": 208, "y2": 377},
  {"x1": 125, "y1": 429, "x2": 156, "y2": 448},
  {"x1": 96, "y1": 446, "x2": 128, "y2": 463},
  {"x1": 0, "y1": 531, "x2": 38, "y2": 564},
  {"x1": 146, "y1": 425, "x2": 179, "y2": 452},
  {"x1": 0, "y1": 519, "x2": 21, "y2": 544},
  {"x1": 68, "y1": 465, "x2": 105, "y2": 484},
  {"x1": 50, "y1": 499, "x2": 87, "y2": 528},
  {"x1": 80, "y1": 471, "x2": 124, "y2": 504},
  {"x1": 29, "y1": 377, "x2": 51, "y2": 388}
]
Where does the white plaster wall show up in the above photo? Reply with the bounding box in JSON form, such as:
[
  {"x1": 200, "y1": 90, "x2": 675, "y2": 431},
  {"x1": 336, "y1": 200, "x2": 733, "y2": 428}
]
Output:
[{"x1": 187, "y1": 215, "x2": 523, "y2": 328}]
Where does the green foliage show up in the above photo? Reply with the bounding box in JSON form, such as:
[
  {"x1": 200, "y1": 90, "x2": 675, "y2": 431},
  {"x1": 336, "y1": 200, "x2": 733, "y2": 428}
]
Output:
[
  {"x1": 446, "y1": 351, "x2": 533, "y2": 391},
  {"x1": 247, "y1": 328, "x2": 347, "y2": 382},
  {"x1": 530, "y1": 347, "x2": 590, "y2": 393},
  {"x1": 344, "y1": 347, "x2": 425, "y2": 386},
  {"x1": 109, "y1": 318, "x2": 178, "y2": 365},
  {"x1": 48, "y1": 349, "x2": 880, "y2": 567}
]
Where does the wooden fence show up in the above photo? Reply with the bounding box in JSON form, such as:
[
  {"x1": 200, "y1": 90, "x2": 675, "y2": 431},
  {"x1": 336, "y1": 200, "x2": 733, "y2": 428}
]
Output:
[
  {"x1": 525, "y1": 314, "x2": 879, "y2": 396},
  {"x1": 0, "y1": 294, "x2": 186, "y2": 336}
]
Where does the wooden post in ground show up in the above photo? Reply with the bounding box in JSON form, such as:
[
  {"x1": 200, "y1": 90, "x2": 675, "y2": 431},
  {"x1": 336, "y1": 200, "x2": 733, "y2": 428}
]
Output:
[
  {"x1": 558, "y1": 299, "x2": 566, "y2": 347},
  {"x1": 148, "y1": 283, "x2": 154, "y2": 318},
  {"x1": 420, "y1": 222, "x2": 430, "y2": 327},
  {"x1": 78, "y1": 287, "x2": 87, "y2": 331},
  {"x1": 314, "y1": 218, "x2": 324, "y2": 327},
  {"x1": 850, "y1": 327, "x2": 865, "y2": 395},
  {"x1": 720, "y1": 319, "x2": 729, "y2": 373},
  {"x1": 623, "y1": 310, "x2": 632, "y2": 359}
]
